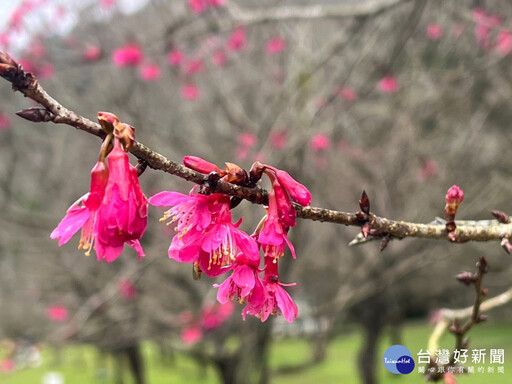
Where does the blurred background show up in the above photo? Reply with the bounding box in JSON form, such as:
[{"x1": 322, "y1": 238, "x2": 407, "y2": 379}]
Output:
[{"x1": 1, "y1": 0, "x2": 512, "y2": 383}]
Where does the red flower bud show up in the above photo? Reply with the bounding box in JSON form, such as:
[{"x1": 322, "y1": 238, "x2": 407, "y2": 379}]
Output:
[
  {"x1": 445, "y1": 185, "x2": 464, "y2": 205},
  {"x1": 183, "y1": 156, "x2": 225, "y2": 175}
]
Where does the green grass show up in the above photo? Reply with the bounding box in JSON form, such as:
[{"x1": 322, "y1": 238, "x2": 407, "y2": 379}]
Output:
[{"x1": 2, "y1": 321, "x2": 512, "y2": 383}]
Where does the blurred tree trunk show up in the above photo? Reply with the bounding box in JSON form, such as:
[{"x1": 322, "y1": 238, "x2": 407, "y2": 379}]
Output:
[
  {"x1": 214, "y1": 320, "x2": 272, "y2": 384},
  {"x1": 357, "y1": 295, "x2": 386, "y2": 384},
  {"x1": 125, "y1": 343, "x2": 145, "y2": 384}
]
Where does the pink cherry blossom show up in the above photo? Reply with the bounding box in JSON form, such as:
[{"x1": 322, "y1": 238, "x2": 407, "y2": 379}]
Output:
[
  {"x1": 270, "y1": 131, "x2": 287, "y2": 149},
  {"x1": 167, "y1": 49, "x2": 184, "y2": 66},
  {"x1": 139, "y1": 63, "x2": 161, "y2": 81},
  {"x1": 266, "y1": 36, "x2": 286, "y2": 55},
  {"x1": 336, "y1": 86, "x2": 356, "y2": 101},
  {"x1": 94, "y1": 138, "x2": 148, "y2": 262},
  {"x1": 474, "y1": 24, "x2": 490, "y2": 48},
  {"x1": 100, "y1": 0, "x2": 116, "y2": 10},
  {"x1": 496, "y1": 30, "x2": 512, "y2": 55},
  {"x1": 419, "y1": 159, "x2": 438, "y2": 181},
  {"x1": 51, "y1": 160, "x2": 109, "y2": 256},
  {"x1": 378, "y1": 76, "x2": 400, "y2": 93},
  {"x1": 83, "y1": 45, "x2": 101, "y2": 62},
  {"x1": 0, "y1": 113, "x2": 11, "y2": 131},
  {"x1": 38, "y1": 62, "x2": 54, "y2": 79},
  {"x1": 238, "y1": 132, "x2": 257, "y2": 148},
  {"x1": 112, "y1": 43, "x2": 143, "y2": 67},
  {"x1": 207, "y1": 0, "x2": 225, "y2": 6},
  {"x1": 200, "y1": 302, "x2": 233, "y2": 330},
  {"x1": 119, "y1": 278, "x2": 137, "y2": 299},
  {"x1": 445, "y1": 185, "x2": 463, "y2": 206},
  {"x1": 181, "y1": 326, "x2": 203, "y2": 344},
  {"x1": 227, "y1": 27, "x2": 246, "y2": 52},
  {"x1": 184, "y1": 59, "x2": 203, "y2": 75},
  {"x1": 310, "y1": 134, "x2": 331, "y2": 151},
  {"x1": 242, "y1": 260, "x2": 297, "y2": 323},
  {"x1": 257, "y1": 187, "x2": 296, "y2": 260},
  {"x1": 215, "y1": 262, "x2": 264, "y2": 306},
  {"x1": 181, "y1": 83, "x2": 200, "y2": 100},
  {"x1": 47, "y1": 305, "x2": 69, "y2": 322},
  {"x1": 212, "y1": 50, "x2": 226, "y2": 66},
  {"x1": 0, "y1": 359, "x2": 14, "y2": 373},
  {"x1": 426, "y1": 23, "x2": 443, "y2": 40}
]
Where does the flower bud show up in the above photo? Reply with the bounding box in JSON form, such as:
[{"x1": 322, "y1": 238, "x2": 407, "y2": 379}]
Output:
[
  {"x1": 183, "y1": 156, "x2": 225, "y2": 175},
  {"x1": 445, "y1": 185, "x2": 464, "y2": 216}
]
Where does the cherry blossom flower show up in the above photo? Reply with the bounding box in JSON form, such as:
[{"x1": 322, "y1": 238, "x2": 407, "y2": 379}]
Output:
[
  {"x1": 242, "y1": 259, "x2": 297, "y2": 323},
  {"x1": 100, "y1": 0, "x2": 117, "y2": 10},
  {"x1": 270, "y1": 131, "x2": 287, "y2": 149},
  {"x1": 51, "y1": 160, "x2": 109, "y2": 256},
  {"x1": 112, "y1": 43, "x2": 143, "y2": 67},
  {"x1": 0, "y1": 113, "x2": 11, "y2": 131},
  {"x1": 336, "y1": 86, "x2": 357, "y2": 101},
  {"x1": 119, "y1": 278, "x2": 137, "y2": 299},
  {"x1": 227, "y1": 27, "x2": 246, "y2": 52},
  {"x1": 181, "y1": 83, "x2": 200, "y2": 100},
  {"x1": 238, "y1": 132, "x2": 257, "y2": 148},
  {"x1": 310, "y1": 134, "x2": 331, "y2": 151},
  {"x1": 265, "y1": 36, "x2": 286, "y2": 55},
  {"x1": 200, "y1": 302, "x2": 234, "y2": 330},
  {"x1": 426, "y1": 23, "x2": 443, "y2": 40},
  {"x1": 181, "y1": 326, "x2": 203, "y2": 345},
  {"x1": 139, "y1": 62, "x2": 161, "y2": 81},
  {"x1": 188, "y1": 0, "x2": 207, "y2": 14},
  {"x1": 378, "y1": 76, "x2": 400, "y2": 93},
  {"x1": 184, "y1": 59, "x2": 203, "y2": 75},
  {"x1": 212, "y1": 50, "x2": 226, "y2": 66},
  {"x1": 496, "y1": 30, "x2": 512, "y2": 55},
  {"x1": 83, "y1": 45, "x2": 101, "y2": 62},
  {"x1": 46, "y1": 305, "x2": 69, "y2": 322},
  {"x1": 167, "y1": 49, "x2": 184, "y2": 66},
  {"x1": 94, "y1": 138, "x2": 148, "y2": 262}
]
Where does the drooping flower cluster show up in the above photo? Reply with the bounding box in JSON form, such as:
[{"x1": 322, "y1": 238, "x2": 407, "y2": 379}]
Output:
[
  {"x1": 150, "y1": 156, "x2": 311, "y2": 323},
  {"x1": 50, "y1": 112, "x2": 148, "y2": 262}
]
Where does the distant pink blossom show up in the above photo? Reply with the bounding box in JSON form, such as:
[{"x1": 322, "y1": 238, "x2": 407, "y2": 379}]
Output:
[
  {"x1": 426, "y1": 23, "x2": 443, "y2": 40},
  {"x1": 378, "y1": 76, "x2": 400, "y2": 93},
  {"x1": 208, "y1": 0, "x2": 225, "y2": 6},
  {"x1": 0, "y1": 113, "x2": 11, "y2": 131},
  {"x1": 270, "y1": 131, "x2": 287, "y2": 149},
  {"x1": 0, "y1": 359, "x2": 14, "y2": 372},
  {"x1": 119, "y1": 278, "x2": 137, "y2": 299},
  {"x1": 184, "y1": 59, "x2": 203, "y2": 75},
  {"x1": 47, "y1": 305, "x2": 69, "y2": 322},
  {"x1": 310, "y1": 134, "x2": 331, "y2": 151},
  {"x1": 112, "y1": 43, "x2": 143, "y2": 67},
  {"x1": 181, "y1": 326, "x2": 203, "y2": 344},
  {"x1": 100, "y1": 0, "x2": 116, "y2": 10},
  {"x1": 227, "y1": 27, "x2": 246, "y2": 52},
  {"x1": 200, "y1": 302, "x2": 233, "y2": 330},
  {"x1": 212, "y1": 50, "x2": 226, "y2": 66},
  {"x1": 0, "y1": 33, "x2": 10, "y2": 48},
  {"x1": 419, "y1": 159, "x2": 438, "y2": 181},
  {"x1": 139, "y1": 63, "x2": 161, "y2": 81},
  {"x1": 188, "y1": 0, "x2": 207, "y2": 14},
  {"x1": 28, "y1": 41, "x2": 46, "y2": 59},
  {"x1": 474, "y1": 24, "x2": 491, "y2": 48},
  {"x1": 167, "y1": 49, "x2": 184, "y2": 66},
  {"x1": 266, "y1": 36, "x2": 286, "y2": 55},
  {"x1": 18, "y1": 58, "x2": 36, "y2": 74},
  {"x1": 238, "y1": 132, "x2": 256, "y2": 148},
  {"x1": 38, "y1": 62, "x2": 54, "y2": 79},
  {"x1": 496, "y1": 30, "x2": 512, "y2": 55},
  {"x1": 83, "y1": 45, "x2": 101, "y2": 62},
  {"x1": 181, "y1": 83, "x2": 200, "y2": 100},
  {"x1": 336, "y1": 86, "x2": 356, "y2": 101}
]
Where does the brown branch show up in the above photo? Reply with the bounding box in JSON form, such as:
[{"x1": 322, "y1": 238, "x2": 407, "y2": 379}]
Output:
[{"x1": 3, "y1": 51, "x2": 512, "y2": 247}]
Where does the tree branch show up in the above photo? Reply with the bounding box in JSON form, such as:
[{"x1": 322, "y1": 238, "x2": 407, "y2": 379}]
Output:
[{"x1": 2, "y1": 51, "x2": 512, "y2": 248}]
